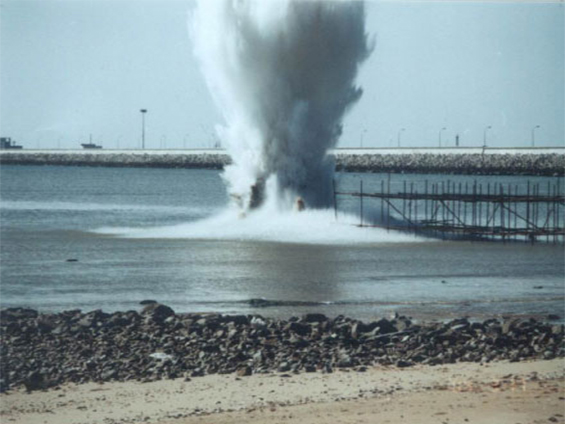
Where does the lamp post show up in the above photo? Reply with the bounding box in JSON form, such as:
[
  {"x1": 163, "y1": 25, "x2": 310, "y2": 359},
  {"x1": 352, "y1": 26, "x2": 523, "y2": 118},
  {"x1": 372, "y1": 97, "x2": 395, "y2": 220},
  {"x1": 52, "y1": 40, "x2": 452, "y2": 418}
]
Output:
[
  {"x1": 140, "y1": 109, "x2": 147, "y2": 149},
  {"x1": 531, "y1": 125, "x2": 540, "y2": 147},
  {"x1": 397, "y1": 128, "x2": 405, "y2": 148},
  {"x1": 439, "y1": 127, "x2": 447, "y2": 148},
  {"x1": 360, "y1": 129, "x2": 367, "y2": 148},
  {"x1": 483, "y1": 125, "x2": 492, "y2": 147}
]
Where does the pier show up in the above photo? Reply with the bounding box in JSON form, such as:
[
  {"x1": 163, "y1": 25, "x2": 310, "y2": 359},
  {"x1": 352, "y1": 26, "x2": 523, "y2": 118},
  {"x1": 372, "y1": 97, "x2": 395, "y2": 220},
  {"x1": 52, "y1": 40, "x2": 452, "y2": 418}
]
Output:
[{"x1": 334, "y1": 177, "x2": 565, "y2": 244}]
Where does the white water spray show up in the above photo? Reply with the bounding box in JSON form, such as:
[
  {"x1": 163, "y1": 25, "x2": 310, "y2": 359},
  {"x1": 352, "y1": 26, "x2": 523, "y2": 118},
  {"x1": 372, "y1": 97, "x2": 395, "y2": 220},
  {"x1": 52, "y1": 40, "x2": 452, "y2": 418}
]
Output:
[{"x1": 191, "y1": 0, "x2": 372, "y2": 211}]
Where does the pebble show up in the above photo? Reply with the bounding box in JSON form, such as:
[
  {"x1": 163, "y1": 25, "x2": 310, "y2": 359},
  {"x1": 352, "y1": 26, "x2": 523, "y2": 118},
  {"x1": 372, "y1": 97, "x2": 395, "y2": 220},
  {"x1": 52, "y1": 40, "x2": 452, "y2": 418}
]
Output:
[{"x1": 0, "y1": 305, "x2": 563, "y2": 392}]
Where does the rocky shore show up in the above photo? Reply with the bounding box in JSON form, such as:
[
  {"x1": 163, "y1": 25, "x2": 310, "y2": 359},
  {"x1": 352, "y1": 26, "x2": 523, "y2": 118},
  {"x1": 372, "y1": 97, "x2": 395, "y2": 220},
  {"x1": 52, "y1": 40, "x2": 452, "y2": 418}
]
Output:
[
  {"x1": 1, "y1": 303, "x2": 563, "y2": 394},
  {"x1": 1, "y1": 151, "x2": 563, "y2": 176}
]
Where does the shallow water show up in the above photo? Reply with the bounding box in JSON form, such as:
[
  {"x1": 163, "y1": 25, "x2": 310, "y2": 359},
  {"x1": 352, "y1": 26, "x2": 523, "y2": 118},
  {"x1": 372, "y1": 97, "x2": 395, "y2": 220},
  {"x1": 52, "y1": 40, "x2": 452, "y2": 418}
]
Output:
[{"x1": 1, "y1": 165, "x2": 563, "y2": 321}]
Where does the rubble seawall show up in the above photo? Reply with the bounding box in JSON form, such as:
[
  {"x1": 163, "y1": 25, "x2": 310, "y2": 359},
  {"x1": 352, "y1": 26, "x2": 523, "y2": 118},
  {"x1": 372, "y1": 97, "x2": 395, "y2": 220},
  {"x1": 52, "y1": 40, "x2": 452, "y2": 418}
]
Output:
[{"x1": 1, "y1": 151, "x2": 563, "y2": 176}]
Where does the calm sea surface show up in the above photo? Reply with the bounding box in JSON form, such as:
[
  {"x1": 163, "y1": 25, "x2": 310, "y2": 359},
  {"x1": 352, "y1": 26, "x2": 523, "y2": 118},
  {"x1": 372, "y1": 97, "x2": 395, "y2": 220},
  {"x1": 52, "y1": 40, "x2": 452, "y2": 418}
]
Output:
[{"x1": 1, "y1": 165, "x2": 563, "y2": 321}]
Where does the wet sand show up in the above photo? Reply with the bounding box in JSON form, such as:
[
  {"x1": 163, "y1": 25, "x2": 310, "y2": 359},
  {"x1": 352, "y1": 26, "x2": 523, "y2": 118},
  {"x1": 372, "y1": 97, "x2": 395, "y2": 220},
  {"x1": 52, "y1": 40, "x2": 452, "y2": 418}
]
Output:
[{"x1": 1, "y1": 359, "x2": 563, "y2": 424}]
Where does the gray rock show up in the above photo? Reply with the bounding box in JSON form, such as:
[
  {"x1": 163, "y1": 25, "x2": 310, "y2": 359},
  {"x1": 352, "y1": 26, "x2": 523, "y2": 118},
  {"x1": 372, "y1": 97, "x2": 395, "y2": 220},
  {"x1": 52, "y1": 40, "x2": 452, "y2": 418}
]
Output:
[
  {"x1": 24, "y1": 371, "x2": 47, "y2": 392},
  {"x1": 303, "y1": 313, "x2": 328, "y2": 323},
  {"x1": 236, "y1": 366, "x2": 252, "y2": 377},
  {"x1": 1, "y1": 308, "x2": 563, "y2": 389},
  {"x1": 287, "y1": 322, "x2": 310, "y2": 336},
  {"x1": 1, "y1": 307, "x2": 38, "y2": 321},
  {"x1": 101, "y1": 369, "x2": 118, "y2": 381},
  {"x1": 277, "y1": 362, "x2": 291, "y2": 372},
  {"x1": 141, "y1": 303, "x2": 175, "y2": 323},
  {"x1": 336, "y1": 356, "x2": 353, "y2": 368},
  {"x1": 224, "y1": 315, "x2": 249, "y2": 326}
]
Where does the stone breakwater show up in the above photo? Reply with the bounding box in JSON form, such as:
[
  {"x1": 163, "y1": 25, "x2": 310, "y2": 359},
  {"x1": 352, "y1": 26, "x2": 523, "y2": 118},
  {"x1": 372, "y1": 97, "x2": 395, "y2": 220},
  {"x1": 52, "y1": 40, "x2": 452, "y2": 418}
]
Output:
[
  {"x1": 334, "y1": 153, "x2": 565, "y2": 176},
  {"x1": 1, "y1": 304, "x2": 563, "y2": 393},
  {"x1": 1, "y1": 151, "x2": 563, "y2": 175},
  {"x1": 0, "y1": 152, "x2": 230, "y2": 169}
]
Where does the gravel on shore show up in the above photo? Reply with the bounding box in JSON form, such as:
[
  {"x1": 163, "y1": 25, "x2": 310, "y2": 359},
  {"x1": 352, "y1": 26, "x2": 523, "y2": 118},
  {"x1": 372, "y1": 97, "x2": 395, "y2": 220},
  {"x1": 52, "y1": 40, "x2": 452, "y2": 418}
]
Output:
[{"x1": 1, "y1": 303, "x2": 563, "y2": 393}]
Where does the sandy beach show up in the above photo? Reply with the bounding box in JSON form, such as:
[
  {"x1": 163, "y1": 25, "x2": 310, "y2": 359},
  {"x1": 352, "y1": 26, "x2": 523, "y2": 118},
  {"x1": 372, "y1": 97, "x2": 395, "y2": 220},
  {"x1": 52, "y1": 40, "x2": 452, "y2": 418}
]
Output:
[
  {"x1": 2, "y1": 306, "x2": 564, "y2": 423},
  {"x1": 1, "y1": 358, "x2": 563, "y2": 424}
]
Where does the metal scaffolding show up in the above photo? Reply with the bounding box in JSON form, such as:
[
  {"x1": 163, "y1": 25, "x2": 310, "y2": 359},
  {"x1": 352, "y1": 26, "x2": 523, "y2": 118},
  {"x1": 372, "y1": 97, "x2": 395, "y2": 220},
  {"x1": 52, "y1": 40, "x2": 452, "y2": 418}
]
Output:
[{"x1": 334, "y1": 177, "x2": 565, "y2": 244}]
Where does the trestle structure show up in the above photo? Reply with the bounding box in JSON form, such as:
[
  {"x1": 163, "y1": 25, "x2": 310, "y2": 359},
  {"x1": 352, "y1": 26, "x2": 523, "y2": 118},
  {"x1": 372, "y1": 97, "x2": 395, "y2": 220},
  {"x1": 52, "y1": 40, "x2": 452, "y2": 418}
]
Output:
[{"x1": 333, "y1": 178, "x2": 564, "y2": 244}]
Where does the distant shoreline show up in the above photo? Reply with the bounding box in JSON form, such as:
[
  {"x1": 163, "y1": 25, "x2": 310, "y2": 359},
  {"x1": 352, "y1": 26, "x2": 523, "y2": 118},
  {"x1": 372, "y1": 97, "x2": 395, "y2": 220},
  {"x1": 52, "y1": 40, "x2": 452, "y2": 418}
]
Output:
[{"x1": 1, "y1": 149, "x2": 564, "y2": 176}]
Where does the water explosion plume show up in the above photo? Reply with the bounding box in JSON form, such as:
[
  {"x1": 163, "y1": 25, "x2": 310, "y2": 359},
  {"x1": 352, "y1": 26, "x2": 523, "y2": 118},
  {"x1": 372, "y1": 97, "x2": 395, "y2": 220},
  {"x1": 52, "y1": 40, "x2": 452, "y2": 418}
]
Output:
[{"x1": 191, "y1": 0, "x2": 372, "y2": 211}]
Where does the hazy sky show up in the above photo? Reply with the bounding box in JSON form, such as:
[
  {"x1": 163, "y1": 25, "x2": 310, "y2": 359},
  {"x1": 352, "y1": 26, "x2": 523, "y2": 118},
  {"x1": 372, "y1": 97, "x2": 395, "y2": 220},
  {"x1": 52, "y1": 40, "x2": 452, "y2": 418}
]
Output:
[{"x1": 1, "y1": 0, "x2": 563, "y2": 149}]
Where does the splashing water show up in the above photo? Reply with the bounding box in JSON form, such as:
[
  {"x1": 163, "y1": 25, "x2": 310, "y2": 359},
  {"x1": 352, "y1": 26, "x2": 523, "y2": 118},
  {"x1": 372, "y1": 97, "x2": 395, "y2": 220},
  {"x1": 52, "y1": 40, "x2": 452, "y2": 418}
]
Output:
[
  {"x1": 191, "y1": 0, "x2": 372, "y2": 212},
  {"x1": 93, "y1": 4, "x2": 417, "y2": 245},
  {"x1": 94, "y1": 207, "x2": 425, "y2": 245}
]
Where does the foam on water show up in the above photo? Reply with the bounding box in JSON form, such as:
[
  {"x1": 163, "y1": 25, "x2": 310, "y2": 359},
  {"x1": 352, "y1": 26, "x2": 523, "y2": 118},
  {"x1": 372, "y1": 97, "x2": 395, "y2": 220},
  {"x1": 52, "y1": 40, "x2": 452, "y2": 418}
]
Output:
[{"x1": 94, "y1": 205, "x2": 425, "y2": 245}]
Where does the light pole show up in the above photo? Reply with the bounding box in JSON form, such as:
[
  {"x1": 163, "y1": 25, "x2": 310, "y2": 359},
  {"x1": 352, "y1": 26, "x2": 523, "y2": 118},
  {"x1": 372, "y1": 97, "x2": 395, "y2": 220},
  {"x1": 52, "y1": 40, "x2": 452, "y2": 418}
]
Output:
[
  {"x1": 483, "y1": 125, "x2": 492, "y2": 147},
  {"x1": 360, "y1": 129, "x2": 367, "y2": 148},
  {"x1": 397, "y1": 128, "x2": 405, "y2": 148},
  {"x1": 438, "y1": 127, "x2": 447, "y2": 148},
  {"x1": 140, "y1": 109, "x2": 147, "y2": 149},
  {"x1": 531, "y1": 125, "x2": 540, "y2": 147},
  {"x1": 183, "y1": 134, "x2": 189, "y2": 149},
  {"x1": 213, "y1": 135, "x2": 221, "y2": 149}
]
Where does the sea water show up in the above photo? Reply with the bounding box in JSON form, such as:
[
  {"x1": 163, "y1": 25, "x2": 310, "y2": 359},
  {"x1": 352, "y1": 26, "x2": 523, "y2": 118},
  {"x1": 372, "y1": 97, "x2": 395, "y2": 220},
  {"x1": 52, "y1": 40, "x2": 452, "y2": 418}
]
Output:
[{"x1": 1, "y1": 165, "x2": 563, "y2": 321}]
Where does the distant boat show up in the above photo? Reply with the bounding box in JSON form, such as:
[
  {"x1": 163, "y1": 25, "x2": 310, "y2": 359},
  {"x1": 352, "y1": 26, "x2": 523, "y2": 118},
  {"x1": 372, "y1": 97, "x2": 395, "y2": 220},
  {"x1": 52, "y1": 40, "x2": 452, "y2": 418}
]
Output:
[
  {"x1": 81, "y1": 143, "x2": 102, "y2": 149},
  {"x1": 0, "y1": 137, "x2": 23, "y2": 149}
]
